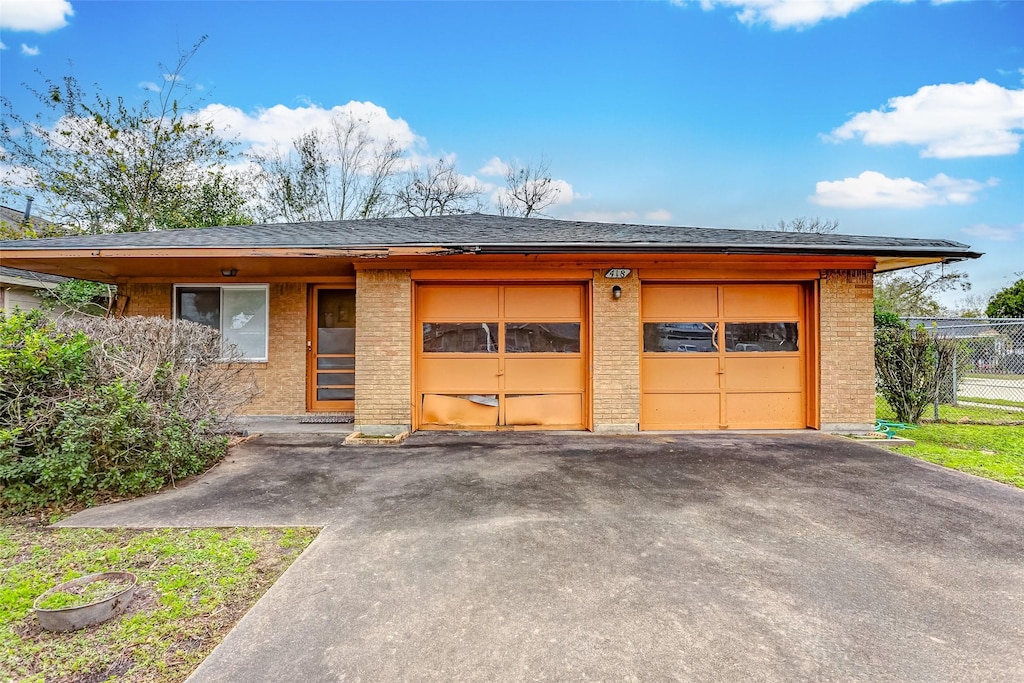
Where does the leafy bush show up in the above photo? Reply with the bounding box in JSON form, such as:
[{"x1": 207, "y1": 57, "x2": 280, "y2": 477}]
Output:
[
  {"x1": 0, "y1": 311, "x2": 259, "y2": 513},
  {"x1": 875, "y1": 314, "x2": 957, "y2": 424}
]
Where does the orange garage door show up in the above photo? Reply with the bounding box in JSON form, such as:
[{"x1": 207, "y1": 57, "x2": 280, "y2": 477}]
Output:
[
  {"x1": 641, "y1": 284, "x2": 807, "y2": 430},
  {"x1": 416, "y1": 284, "x2": 587, "y2": 430}
]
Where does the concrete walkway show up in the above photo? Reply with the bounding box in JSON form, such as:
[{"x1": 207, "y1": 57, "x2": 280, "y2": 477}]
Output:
[{"x1": 58, "y1": 432, "x2": 1024, "y2": 681}]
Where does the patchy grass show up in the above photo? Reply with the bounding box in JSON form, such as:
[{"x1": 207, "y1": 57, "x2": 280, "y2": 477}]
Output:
[
  {"x1": 964, "y1": 372, "x2": 1024, "y2": 381},
  {"x1": 0, "y1": 524, "x2": 318, "y2": 682},
  {"x1": 959, "y1": 396, "x2": 1024, "y2": 409},
  {"x1": 876, "y1": 395, "x2": 1023, "y2": 424},
  {"x1": 891, "y1": 424, "x2": 1024, "y2": 489}
]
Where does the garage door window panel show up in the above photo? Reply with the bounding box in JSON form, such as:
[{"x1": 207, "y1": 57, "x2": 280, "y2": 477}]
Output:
[
  {"x1": 643, "y1": 322, "x2": 718, "y2": 353},
  {"x1": 505, "y1": 323, "x2": 581, "y2": 353},
  {"x1": 422, "y1": 323, "x2": 499, "y2": 353},
  {"x1": 725, "y1": 322, "x2": 799, "y2": 352}
]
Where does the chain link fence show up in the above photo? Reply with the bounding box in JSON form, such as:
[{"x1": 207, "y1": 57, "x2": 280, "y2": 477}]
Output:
[{"x1": 876, "y1": 317, "x2": 1024, "y2": 425}]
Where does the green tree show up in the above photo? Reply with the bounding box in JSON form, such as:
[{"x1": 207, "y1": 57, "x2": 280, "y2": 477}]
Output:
[
  {"x1": 874, "y1": 265, "x2": 970, "y2": 317},
  {"x1": 985, "y1": 279, "x2": 1024, "y2": 318},
  {"x1": 0, "y1": 37, "x2": 254, "y2": 234}
]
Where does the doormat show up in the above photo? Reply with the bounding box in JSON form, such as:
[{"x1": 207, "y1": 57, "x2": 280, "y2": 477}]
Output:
[{"x1": 299, "y1": 414, "x2": 354, "y2": 424}]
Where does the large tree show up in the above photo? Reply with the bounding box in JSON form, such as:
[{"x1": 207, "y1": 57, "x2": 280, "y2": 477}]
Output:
[
  {"x1": 874, "y1": 265, "x2": 970, "y2": 317},
  {"x1": 986, "y1": 278, "x2": 1024, "y2": 318},
  {"x1": 252, "y1": 114, "x2": 404, "y2": 222},
  {"x1": 496, "y1": 158, "x2": 561, "y2": 218},
  {"x1": 0, "y1": 37, "x2": 253, "y2": 234},
  {"x1": 394, "y1": 157, "x2": 484, "y2": 217}
]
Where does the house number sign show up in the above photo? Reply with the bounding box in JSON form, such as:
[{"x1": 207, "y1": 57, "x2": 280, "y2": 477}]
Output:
[{"x1": 605, "y1": 268, "x2": 631, "y2": 279}]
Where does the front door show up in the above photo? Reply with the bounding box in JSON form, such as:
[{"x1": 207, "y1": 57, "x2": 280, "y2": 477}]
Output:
[{"x1": 308, "y1": 287, "x2": 356, "y2": 412}]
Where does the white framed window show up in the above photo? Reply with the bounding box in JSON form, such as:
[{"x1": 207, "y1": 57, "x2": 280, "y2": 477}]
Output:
[{"x1": 173, "y1": 284, "x2": 269, "y2": 361}]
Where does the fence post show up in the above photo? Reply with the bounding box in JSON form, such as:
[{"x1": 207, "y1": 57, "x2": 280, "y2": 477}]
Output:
[
  {"x1": 933, "y1": 322, "x2": 940, "y2": 420},
  {"x1": 952, "y1": 342, "x2": 958, "y2": 406}
]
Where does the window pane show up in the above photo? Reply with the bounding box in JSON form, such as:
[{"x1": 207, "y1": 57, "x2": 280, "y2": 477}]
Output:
[
  {"x1": 318, "y1": 357, "x2": 355, "y2": 370},
  {"x1": 643, "y1": 322, "x2": 717, "y2": 352},
  {"x1": 317, "y1": 388, "x2": 355, "y2": 401},
  {"x1": 222, "y1": 288, "x2": 268, "y2": 360},
  {"x1": 725, "y1": 323, "x2": 799, "y2": 352},
  {"x1": 317, "y1": 372, "x2": 354, "y2": 387},
  {"x1": 505, "y1": 323, "x2": 581, "y2": 353},
  {"x1": 422, "y1": 323, "x2": 498, "y2": 352},
  {"x1": 177, "y1": 288, "x2": 220, "y2": 329},
  {"x1": 318, "y1": 328, "x2": 355, "y2": 354}
]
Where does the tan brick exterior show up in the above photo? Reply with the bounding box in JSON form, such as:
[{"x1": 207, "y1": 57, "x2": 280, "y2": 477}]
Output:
[
  {"x1": 592, "y1": 269, "x2": 640, "y2": 431},
  {"x1": 354, "y1": 269, "x2": 412, "y2": 431},
  {"x1": 121, "y1": 283, "x2": 171, "y2": 317},
  {"x1": 819, "y1": 269, "x2": 875, "y2": 430},
  {"x1": 120, "y1": 282, "x2": 307, "y2": 416},
  {"x1": 114, "y1": 264, "x2": 878, "y2": 430}
]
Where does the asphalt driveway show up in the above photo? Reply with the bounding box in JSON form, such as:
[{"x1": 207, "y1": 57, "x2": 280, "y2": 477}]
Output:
[{"x1": 59, "y1": 432, "x2": 1024, "y2": 681}]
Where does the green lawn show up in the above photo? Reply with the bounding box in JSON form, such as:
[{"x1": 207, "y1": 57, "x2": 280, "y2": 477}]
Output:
[
  {"x1": 875, "y1": 395, "x2": 1023, "y2": 424},
  {"x1": 890, "y1": 424, "x2": 1024, "y2": 489},
  {"x1": 0, "y1": 525, "x2": 318, "y2": 682}
]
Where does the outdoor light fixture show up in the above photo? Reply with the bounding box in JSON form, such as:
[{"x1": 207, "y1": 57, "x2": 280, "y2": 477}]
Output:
[
  {"x1": 220, "y1": 268, "x2": 238, "y2": 277},
  {"x1": 612, "y1": 285, "x2": 622, "y2": 300}
]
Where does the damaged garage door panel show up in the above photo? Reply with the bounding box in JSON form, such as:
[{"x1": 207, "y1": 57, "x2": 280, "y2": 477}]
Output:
[{"x1": 422, "y1": 394, "x2": 499, "y2": 426}]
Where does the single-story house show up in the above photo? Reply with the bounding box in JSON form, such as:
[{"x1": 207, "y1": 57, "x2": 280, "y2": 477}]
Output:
[
  {"x1": 0, "y1": 214, "x2": 981, "y2": 434},
  {"x1": 0, "y1": 266, "x2": 69, "y2": 315}
]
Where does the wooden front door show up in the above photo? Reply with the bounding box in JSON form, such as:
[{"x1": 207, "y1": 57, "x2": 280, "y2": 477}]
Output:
[{"x1": 308, "y1": 287, "x2": 356, "y2": 412}]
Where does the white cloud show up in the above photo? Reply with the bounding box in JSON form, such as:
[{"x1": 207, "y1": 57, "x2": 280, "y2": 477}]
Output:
[
  {"x1": 686, "y1": 0, "x2": 887, "y2": 30},
  {"x1": 811, "y1": 170, "x2": 996, "y2": 208},
  {"x1": 194, "y1": 101, "x2": 421, "y2": 157},
  {"x1": 163, "y1": 73, "x2": 183, "y2": 82},
  {"x1": 645, "y1": 209, "x2": 673, "y2": 222},
  {"x1": 0, "y1": 0, "x2": 74, "y2": 32},
  {"x1": 20, "y1": 43, "x2": 40, "y2": 56},
  {"x1": 686, "y1": 0, "x2": 974, "y2": 30},
  {"x1": 828, "y1": 79, "x2": 1024, "y2": 158},
  {"x1": 961, "y1": 223, "x2": 1024, "y2": 242},
  {"x1": 478, "y1": 156, "x2": 510, "y2": 177},
  {"x1": 0, "y1": 41, "x2": 7, "y2": 50},
  {"x1": 138, "y1": 81, "x2": 161, "y2": 92}
]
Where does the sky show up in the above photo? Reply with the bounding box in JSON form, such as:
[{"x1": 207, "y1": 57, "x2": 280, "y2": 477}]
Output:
[{"x1": 1, "y1": 0, "x2": 1022, "y2": 309}]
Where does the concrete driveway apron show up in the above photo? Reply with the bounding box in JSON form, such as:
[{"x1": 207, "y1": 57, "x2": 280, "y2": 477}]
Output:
[{"x1": 58, "y1": 432, "x2": 1024, "y2": 682}]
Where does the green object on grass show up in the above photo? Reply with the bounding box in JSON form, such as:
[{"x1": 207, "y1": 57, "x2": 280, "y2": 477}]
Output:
[{"x1": 875, "y1": 420, "x2": 917, "y2": 439}]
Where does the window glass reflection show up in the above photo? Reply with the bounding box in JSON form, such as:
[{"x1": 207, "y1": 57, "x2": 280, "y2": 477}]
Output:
[
  {"x1": 505, "y1": 323, "x2": 581, "y2": 353},
  {"x1": 725, "y1": 323, "x2": 799, "y2": 352},
  {"x1": 643, "y1": 322, "x2": 718, "y2": 352},
  {"x1": 422, "y1": 323, "x2": 499, "y2": 352}
]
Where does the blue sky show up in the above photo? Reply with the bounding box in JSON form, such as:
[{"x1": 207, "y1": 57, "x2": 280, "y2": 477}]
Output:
[{"x1": 1, "y1": 0, "x2": 1022, "y2": 307}]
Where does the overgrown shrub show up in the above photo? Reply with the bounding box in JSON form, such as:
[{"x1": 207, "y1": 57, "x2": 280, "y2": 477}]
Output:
[
  {"x1": 0, "y1": 311, "x2": 260, "y2": 512},
  {"x1": 874, "y1": 312, "x2": 957, "y2": 424}
]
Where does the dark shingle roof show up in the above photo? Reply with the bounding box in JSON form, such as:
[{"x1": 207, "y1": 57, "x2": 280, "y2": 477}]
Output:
[
  {"x1": 0, "y1": 266, "x2": 68, "y2": 286},
  {"x1": 0, "y1": 213, "x2": 980, "y2": 259}
]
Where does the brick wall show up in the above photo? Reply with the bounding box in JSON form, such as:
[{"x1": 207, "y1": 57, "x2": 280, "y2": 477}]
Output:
[
  {"x1": 355, "y1": 269, "x2": 412, "y2": 430},
  {"x1": 819, "y1": 269, "x2": 875, "y2": 430},
  {"x1": 121, "y1": 282, "x2": 307, "y2": 415},
  {"x1": 122, "y1": 283, "x2": 171, "y2": 317},
  {"x1": 243, "y1": 283, "x2": 306, "y2": 415},
  {"x1": 592, "y1": 269, "x2": 640, "y2": 431}
]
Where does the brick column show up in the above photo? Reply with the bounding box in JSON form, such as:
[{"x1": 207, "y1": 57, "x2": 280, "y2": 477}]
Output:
[
  {"x1": 591, "y1": 269, "x2": 640, "y2": 432},
  {"x1": 819, "y1": 269, "x2": 875, "y2": 431},
  {"x1": 355, "y1": 269, "x2": 412, "y2": 433}
]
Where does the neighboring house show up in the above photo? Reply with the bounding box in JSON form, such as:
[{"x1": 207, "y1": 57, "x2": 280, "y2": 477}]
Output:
[
  {"x1": 0, "y1": 214, "x2": 981, "y2": 433},
  {"x1": 0, "y1": 266, "x2": 68, "y2": 315}
]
